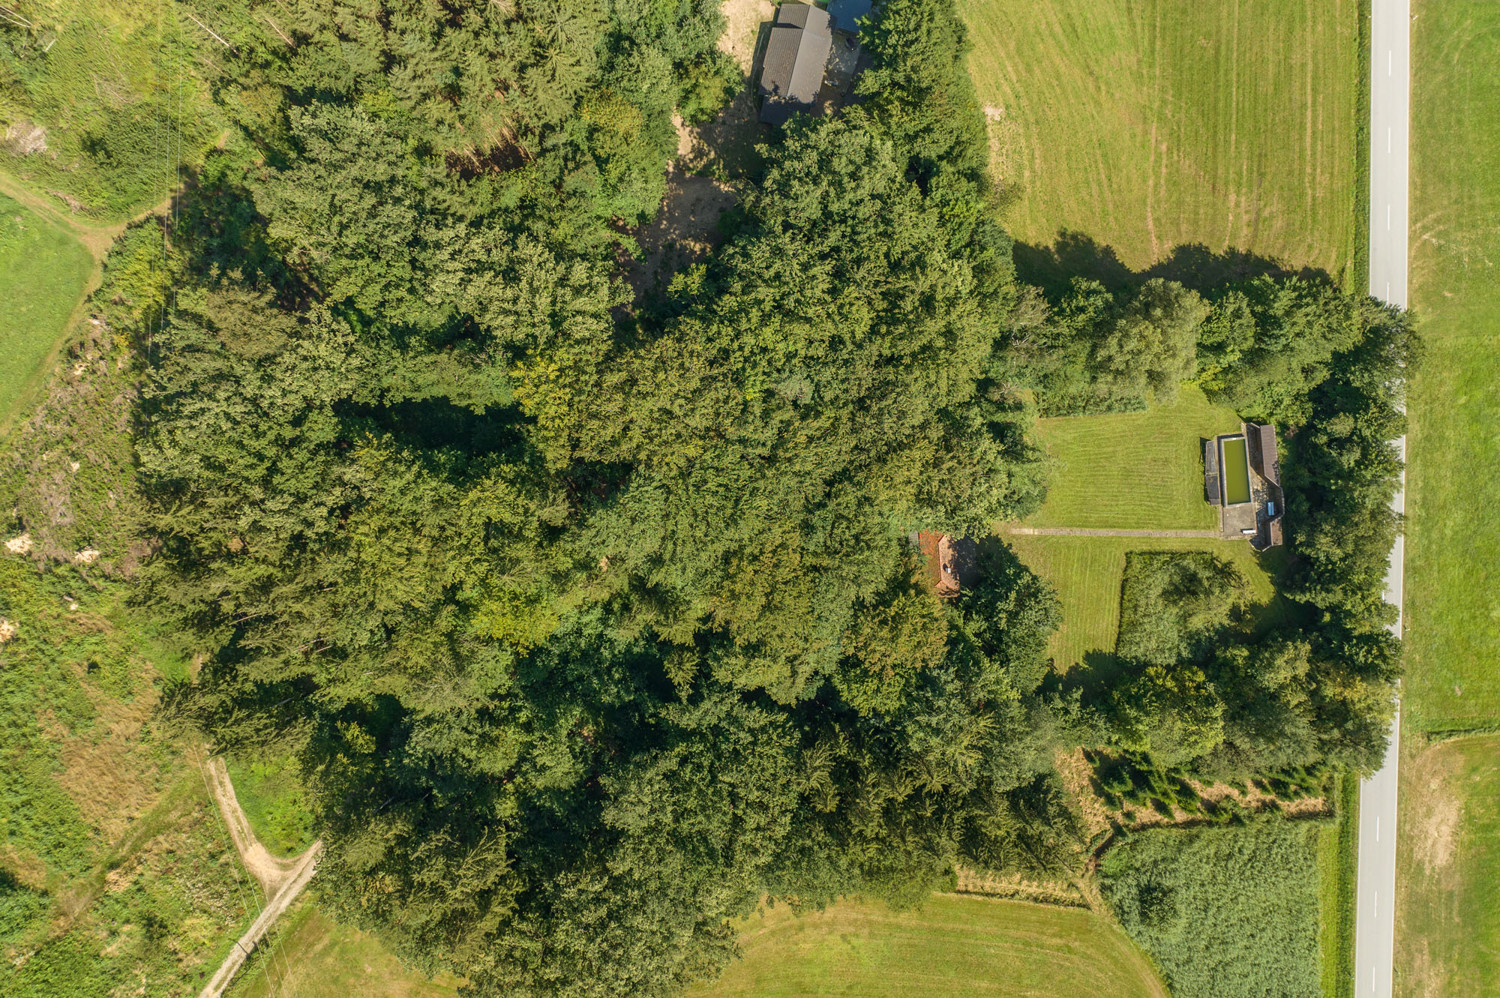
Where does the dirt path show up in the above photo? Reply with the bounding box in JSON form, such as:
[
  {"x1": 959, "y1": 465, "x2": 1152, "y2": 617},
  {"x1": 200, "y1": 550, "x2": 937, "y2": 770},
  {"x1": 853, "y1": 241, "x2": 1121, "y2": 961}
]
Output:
[
  {"x1": 202, "y1": 755, "x2": 308, "y2": 896},
  {"x1": 199, "y1": 753, "x2": 323, "y2": 998},
  {"x1": 199, "y1": 841, "x2": 322, "y2": 998},
  {"x1": 1004, "y1": 526, "x2": 1221, "y2": 538}
]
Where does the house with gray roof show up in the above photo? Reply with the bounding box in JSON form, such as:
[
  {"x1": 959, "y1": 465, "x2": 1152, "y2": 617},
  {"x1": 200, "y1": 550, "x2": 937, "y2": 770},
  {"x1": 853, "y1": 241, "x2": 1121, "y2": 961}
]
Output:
[{"x1": 758, "y1": 3, "x2": 833, "y2": 125}]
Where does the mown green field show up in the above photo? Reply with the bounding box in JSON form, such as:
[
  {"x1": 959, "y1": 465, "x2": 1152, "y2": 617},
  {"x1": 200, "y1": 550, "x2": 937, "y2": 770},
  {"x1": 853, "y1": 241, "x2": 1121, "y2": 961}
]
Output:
[
  {"x1": 0, "y1": 194, "x2": 94, "y2": 431},
  {"x1": 1003, "y1": 533, "x2": 1278, "y2": 671},
  {"x1": 1027, "y1": 386, "x2": 1242, "y2": 531},
  {"x1": 685, "y1": 895, "x2": 1168, "y2": 998},
  {"x1": 1400, "y1": 0, "x2": 1500, "y2": 735},
  {"x1": 230, "y1": 903, "x2": 462, "y2": 998},
  {"x1": 959, "y1": 0, "x2": 1359, "y2": 279},
  {"x1": 1395, "y1": 734, "x2": 1500, "y2": 998}
]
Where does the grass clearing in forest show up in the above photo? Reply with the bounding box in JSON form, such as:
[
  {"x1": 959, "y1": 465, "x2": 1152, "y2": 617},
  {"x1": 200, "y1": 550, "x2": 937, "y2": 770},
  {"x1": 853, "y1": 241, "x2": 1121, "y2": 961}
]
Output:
[
  {"x1": 1001, "y1": 533, "x2": 1280, "y2": 671},
  {"x1": 1394, "y1": 734, "x2": 1500, "y2": 998},
  {"x1": 1026, "y1": 386, "x2": 1243, "y2": 531},
  {"x1": 0, "y1": 560, "x2": 249, "y2": 996},
  {"x1": 685, "y1": 894, "x2": 1169, "y2": 998},
  {"x1": 958, "y1": 0, "x2": 1360, "y2": 279},
  {"x1": 229, "y1": 902, "x2": 462, "y2": 998},
  {"x1": 0, "y1": 194, "x2": 94, "y2": 433}
]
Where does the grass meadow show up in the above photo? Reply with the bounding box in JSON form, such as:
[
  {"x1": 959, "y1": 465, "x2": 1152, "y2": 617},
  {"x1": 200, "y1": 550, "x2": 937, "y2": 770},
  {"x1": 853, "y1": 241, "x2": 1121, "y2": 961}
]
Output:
[
  {"x1": 686, "y1": 895, "x2": 1168, "y2": 998},
  {"x1": 225, "y1": 754, "x2": 316, "y2": 858},
  {"x1": 1400, "y1": 0, "x2": 1500, "y2": 735},
  {"x1": 0, "y1": 1, "x2": 218, "y2": 220},
  {"x1": 0, "y1": 194, "x2": 94, "y2": 432},
  {"x1": 1395, "y1": 734, "x2": 1500, "y2": 998},
  {"x1": 1027, "y1": 386, "x2": 1243, "y2": 531},
  {"x1": 958, "y1": 0, "x2": 1360, "y2": 280},
  {"x1": 0, "y1": 560, "x2": 249, "y2": 996}
]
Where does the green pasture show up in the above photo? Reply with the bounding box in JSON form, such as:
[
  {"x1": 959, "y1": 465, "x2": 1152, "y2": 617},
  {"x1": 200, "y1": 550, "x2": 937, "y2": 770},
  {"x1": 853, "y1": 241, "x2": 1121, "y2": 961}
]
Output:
[
  {"x1": 0, "y1": 194, "x2": 93, "y2": 432},
  {"x1": 686, "y1": 894, "x2": 1168, "y2": 998},
  {"x1": 1397, "y1": 6, "x2": 1500, "y2": 992},
  {"x1": 959, "y1": 0, "x2": 1360, "y2": 279}
]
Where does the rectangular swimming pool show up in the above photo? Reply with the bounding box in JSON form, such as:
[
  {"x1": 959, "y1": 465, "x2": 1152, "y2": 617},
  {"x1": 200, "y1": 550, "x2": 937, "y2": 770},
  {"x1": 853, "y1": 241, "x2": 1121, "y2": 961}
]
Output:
[{"x1": 1221, "y1": 436, "x2": 1252, "y2": 505}]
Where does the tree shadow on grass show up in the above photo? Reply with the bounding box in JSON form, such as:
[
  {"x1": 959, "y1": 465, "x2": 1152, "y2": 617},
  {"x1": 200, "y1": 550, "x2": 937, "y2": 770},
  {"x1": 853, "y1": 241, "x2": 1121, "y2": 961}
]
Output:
[{"x1": 1014, "y1": 230, "x2": 1333, "y2": 300}]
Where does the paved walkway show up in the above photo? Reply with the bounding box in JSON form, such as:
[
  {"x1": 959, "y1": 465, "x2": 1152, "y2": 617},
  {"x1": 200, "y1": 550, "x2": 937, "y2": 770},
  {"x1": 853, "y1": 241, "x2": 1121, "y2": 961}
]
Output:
[
  {"x1": 1004, "y1": 526, "x2": 1220, "y2": 538},
  {"x1": 1355, "y1": 2, "x2": 1410, "y2": 997}
]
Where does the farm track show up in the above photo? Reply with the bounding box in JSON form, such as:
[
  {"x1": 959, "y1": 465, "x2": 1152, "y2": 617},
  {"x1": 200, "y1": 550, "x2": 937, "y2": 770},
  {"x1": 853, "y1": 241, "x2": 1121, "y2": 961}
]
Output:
[{"x1": 198, "y1": 753, "x2": 322, "y2": 998}]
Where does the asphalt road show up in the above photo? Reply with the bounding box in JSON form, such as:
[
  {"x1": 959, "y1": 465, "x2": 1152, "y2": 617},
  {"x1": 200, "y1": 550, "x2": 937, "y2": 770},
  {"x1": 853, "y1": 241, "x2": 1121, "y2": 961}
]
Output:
[{"x1": 1354, "y1": 2, "x2": 1410, "y2": 996}]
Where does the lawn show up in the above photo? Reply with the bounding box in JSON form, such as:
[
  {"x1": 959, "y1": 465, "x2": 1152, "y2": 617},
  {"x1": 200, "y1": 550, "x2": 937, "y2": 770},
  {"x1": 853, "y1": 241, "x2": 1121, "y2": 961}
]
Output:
[
  {"x1": 1027, "y1": 385, "x2": 1242, "y2": 531},
  {"x1": 684, "y1": 894, "x2": 1168, "y2": 998},
  {"x1": 230, "y1": 902, "x2": 462, "y2": 998},
  {"x1": 1002, "y1": 533, "x2": 1280, "y2": 671},
  {"x1": 1400, "y1": 0, "x2": 1500, "y2": 734},
  {"x1": 1394, "y1": 734, "x2": 1500, "y2": 998},
  {"x1": 958, "y1": 0, "x2": 1360, "y2": 280},
  {"x1": 0, "y1": 194, "x2": 94, "y2": 433}
]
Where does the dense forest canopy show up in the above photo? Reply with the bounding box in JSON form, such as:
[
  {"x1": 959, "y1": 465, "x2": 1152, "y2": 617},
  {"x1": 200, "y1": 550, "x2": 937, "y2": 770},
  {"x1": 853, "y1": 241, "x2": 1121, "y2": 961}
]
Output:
[{"x1": 1, "y1": 1, "x2": 1414, "y2": 996}]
